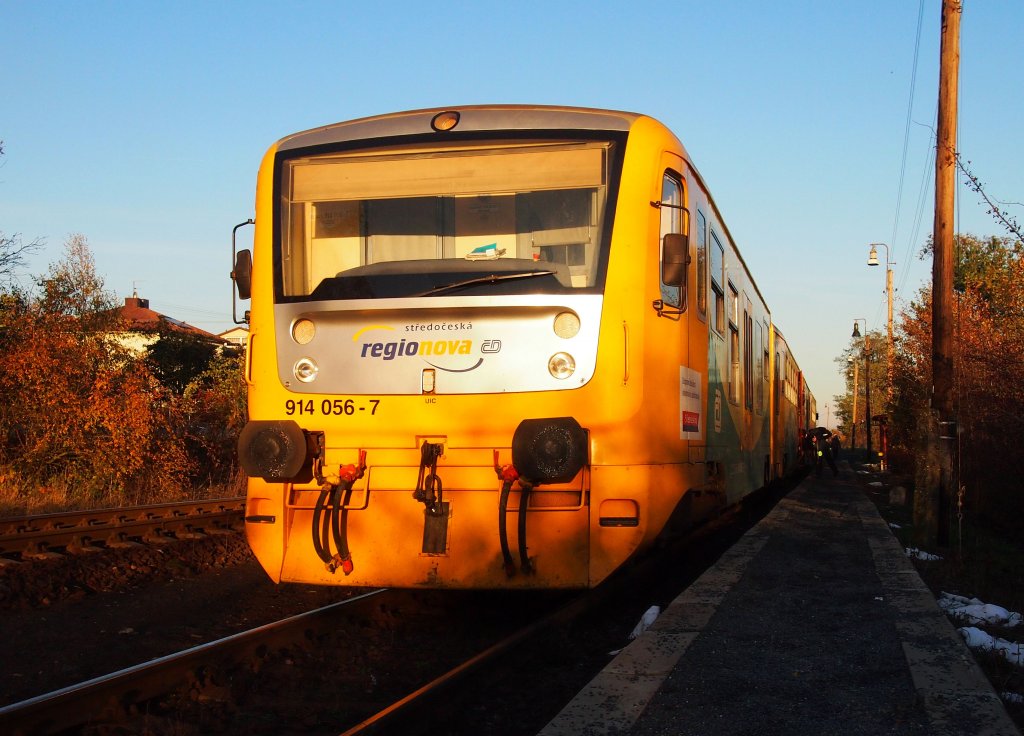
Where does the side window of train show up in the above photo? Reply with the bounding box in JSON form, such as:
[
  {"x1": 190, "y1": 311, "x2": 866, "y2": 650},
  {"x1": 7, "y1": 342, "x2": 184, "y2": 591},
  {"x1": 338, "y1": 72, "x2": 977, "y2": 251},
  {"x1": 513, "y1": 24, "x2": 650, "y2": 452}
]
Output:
[
  {"x1": 774, "y1": 352, "x2": 781, "y2": 416},
  {"x1": 696, "y1": 209, "x2": 707, "y2": 320},
  {"x1": 762, "y1": 320, "x2": 770, "y2": 414},
  {"x1": 710, "y1": 231, "x2": 725, "y2": 336},
  {"x1": 755, "y1": 320, "x2": 763, "y2": 414},
  {"x1": 743, "y1": 299, "x2": 753, "y2": 411},
  {"x1": 658, "y1": 172, "x2": 685, "y2": 310},
  {"x1": 728, "y1": 282, "x2": 740, "y2": 405}
]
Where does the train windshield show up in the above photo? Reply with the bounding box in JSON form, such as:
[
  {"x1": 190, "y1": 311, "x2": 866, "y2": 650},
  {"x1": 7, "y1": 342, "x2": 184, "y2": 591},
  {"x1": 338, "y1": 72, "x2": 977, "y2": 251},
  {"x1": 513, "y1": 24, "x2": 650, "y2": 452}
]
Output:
[{"x1": 277, "y1": 140, "x2": 613, "y2": 300}]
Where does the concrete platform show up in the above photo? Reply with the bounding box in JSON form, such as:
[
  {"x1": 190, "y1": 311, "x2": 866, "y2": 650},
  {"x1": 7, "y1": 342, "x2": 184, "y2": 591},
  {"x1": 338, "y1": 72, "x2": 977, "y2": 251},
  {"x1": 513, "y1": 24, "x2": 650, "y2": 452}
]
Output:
[{"x1": 539, "y1": 468, "x2": 1020, "y2": 735}]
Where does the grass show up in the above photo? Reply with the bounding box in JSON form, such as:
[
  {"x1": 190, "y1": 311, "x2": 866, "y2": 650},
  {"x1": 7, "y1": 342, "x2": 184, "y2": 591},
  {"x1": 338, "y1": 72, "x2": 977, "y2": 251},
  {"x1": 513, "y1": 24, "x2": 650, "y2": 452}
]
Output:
[
  {"x1": 854, "y1": 462, "x2": 1024, "y2": 729},
  {"x1": 0, "y1": 465, "x2": 244, "y2": 517}
]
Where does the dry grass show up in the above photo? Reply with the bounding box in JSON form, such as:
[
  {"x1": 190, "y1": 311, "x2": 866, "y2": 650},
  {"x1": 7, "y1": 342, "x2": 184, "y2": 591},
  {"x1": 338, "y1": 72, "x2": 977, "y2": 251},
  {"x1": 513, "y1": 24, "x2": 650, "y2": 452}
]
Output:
[{"x1": 0, "y1": 465, "x2": 243, "y2": 517}]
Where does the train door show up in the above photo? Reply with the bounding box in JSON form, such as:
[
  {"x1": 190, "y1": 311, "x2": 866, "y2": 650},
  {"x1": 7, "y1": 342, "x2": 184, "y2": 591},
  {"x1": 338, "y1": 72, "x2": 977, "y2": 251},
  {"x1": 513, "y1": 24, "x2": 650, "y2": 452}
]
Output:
[
  {"x1": 657, "y1": 165, "x2": 686, "y2": 315},
  {"x1": 649, "y1": 155, "x2": 713, "y2": 534},
  {"x1": 657, "y1": 160, "x2": 701, "y2": 447},
  {"x1": 655, "y1": 158, "x2": 704, "y2": 446}
]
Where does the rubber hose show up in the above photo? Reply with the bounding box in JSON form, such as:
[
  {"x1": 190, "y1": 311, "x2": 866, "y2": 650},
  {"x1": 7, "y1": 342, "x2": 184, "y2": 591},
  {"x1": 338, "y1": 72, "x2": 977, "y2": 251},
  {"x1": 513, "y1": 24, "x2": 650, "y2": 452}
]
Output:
[
  {"x1": 498, "y1": 479, "x2": 516, "y2": 576},
  {"x1": 517, "y1": 484, "x2": 532, "y2": 574},
  {"x1": 312, "y1": 485, "x2": 333, "y2": 563}
]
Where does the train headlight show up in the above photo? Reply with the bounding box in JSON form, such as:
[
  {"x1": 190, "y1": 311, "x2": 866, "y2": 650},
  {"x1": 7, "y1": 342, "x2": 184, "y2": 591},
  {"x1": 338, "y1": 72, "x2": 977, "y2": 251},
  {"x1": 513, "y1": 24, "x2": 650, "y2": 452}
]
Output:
[
  {"x1": 512, "y1": 417, "x2": 588, "y2": 484},
  {"x1": 294, "y1": 357, "x2": 319, "y2": 383},
  {"x1": 548, "y1": 352, "x2": 576, "y2": 380},
  {"x1": 238, "y1": 420, "x2": 312, "y2": 482},
  {"x1": 553, "y1": 311, "x2": 580, "y2": 339},
  {"x1": 292, "y1": 318, "x2": 316, "y2": 345}
]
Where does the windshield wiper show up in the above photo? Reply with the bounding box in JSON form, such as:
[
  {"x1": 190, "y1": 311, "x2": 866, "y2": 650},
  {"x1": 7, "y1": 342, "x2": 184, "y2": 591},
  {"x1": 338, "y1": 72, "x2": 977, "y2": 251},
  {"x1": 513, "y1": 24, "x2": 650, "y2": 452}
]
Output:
[{"x1": 411, "y1": 270, "x2": 557, "y2": 297}]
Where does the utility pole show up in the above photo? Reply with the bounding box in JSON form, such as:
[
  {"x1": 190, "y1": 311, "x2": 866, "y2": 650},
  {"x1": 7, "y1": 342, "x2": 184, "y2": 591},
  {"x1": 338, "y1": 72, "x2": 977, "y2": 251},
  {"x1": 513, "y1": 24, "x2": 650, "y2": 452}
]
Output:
[
  {"x1": 865, "y1": 337, "x2": 873, "y2": 461},
  {"x1": 867, "y1": 243, "x2": 895, "y2": 376},
  {"x1": 850, "y1": 359, "x2": 859, "y2": 451},
  {"x1": 928, "y1": 0, "x2": 960, "y2": 547},
  {"x1": 852, "y1": 319, "x2": 871, "y2": 460}
]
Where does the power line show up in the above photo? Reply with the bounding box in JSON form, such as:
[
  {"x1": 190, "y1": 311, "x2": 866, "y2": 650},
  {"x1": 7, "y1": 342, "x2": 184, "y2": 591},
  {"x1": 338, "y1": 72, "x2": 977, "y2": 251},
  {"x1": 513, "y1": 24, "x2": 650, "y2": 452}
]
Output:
[
  {"x1": 890, "y1": 0, "x2": 928, "y2": 255},
  {"x1": 900, "y1": 114, "x2": 937, "y2": 300}
]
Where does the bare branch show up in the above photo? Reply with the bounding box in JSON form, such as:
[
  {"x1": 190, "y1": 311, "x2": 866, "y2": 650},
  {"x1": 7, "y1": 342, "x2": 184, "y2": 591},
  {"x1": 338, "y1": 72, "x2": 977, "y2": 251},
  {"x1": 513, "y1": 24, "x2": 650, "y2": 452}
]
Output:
[
  {"x1": 953, "y1": 151, "x2": 1024, "y2": 243},
  {"x1": 0, "y1": 232, "x2": 43, "y2": 284}
]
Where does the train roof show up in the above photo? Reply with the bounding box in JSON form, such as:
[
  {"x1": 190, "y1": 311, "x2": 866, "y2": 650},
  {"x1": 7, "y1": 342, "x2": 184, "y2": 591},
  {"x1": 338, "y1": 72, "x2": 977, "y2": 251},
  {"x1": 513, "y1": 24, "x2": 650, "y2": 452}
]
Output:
[{"x1": 277, "y1": 105, "x2": 645, "y2": 152}]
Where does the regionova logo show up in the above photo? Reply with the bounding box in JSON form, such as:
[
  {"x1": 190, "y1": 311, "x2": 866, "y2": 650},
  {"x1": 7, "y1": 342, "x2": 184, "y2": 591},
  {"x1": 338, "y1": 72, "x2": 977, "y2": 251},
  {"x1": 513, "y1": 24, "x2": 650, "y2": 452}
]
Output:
[{"x1": 352, "y1": 323, "x2": 501, "y2": 373}]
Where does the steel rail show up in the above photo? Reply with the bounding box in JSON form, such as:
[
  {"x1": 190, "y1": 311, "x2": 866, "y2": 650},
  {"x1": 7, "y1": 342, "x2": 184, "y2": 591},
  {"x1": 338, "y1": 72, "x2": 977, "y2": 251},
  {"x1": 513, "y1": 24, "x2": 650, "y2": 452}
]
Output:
[
  {"x1": 338, "y1": 495, "x2": 766, "y2": 736},
  {"x1": 338, "y1": 590, "x2": 590, "y2": 736},
  {"x1": 0, "y1": 588, "x2": 388, "y2": 736},
  {"x1": 0, "y1": 497, "x2": 245, "y2": 559}
]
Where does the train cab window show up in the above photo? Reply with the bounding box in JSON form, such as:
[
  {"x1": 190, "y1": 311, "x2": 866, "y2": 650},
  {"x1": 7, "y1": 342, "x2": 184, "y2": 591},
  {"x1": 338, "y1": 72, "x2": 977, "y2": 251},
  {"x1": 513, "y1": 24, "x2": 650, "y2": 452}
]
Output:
[
  {"x1": 366, "y1": 198, "x2": 444, "y2": 262},
  {"x1": 658, "y1": 172, "x2": 685, "y2": 310},
  {"x1": 277, "y1": 141, "x2": 613, "y2": 300},
  {"x1": 728, "y1": 283, "x2": 740, "y2": 405},
  {"x1": 710, "y1": 231, "x2": 725, "y2": 335},
  {"x1": 696, "y1": 209, "x2": 707, "y2": 319}
]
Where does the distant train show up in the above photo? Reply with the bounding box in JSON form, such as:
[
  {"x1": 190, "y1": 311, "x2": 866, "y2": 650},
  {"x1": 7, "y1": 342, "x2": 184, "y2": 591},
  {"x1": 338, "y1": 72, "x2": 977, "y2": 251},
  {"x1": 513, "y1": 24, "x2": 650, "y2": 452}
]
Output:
[{"x1": 231, "y1": 106, "x2": 816, "y2": 589}]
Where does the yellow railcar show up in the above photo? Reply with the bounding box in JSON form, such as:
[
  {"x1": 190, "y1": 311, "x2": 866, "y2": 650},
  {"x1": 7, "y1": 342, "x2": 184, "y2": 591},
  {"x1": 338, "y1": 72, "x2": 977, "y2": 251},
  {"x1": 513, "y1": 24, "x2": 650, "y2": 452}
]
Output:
[{"x1": 232, "y1": 106, "x2": 813, "y2": 589}]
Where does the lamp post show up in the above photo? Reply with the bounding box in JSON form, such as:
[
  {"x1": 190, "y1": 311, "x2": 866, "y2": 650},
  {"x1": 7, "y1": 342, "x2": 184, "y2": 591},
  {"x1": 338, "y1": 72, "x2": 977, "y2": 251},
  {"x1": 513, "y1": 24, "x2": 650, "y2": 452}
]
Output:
[
  {"x1": 868, "y1": 242, "x2": 895, "y2": 398},
  {"x1": 852, "y1": 319, "x2": 871, "y2": 460}
]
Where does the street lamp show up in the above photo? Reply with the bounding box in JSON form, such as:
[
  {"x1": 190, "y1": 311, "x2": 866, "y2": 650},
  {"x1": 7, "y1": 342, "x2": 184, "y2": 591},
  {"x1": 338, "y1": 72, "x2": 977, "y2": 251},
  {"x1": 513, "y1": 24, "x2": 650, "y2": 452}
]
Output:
[
  {"x1": 868, "y1": 242, "x2": 895, "y2": 396},
  {"x1": 852, "y1": 319, "x2": 872, "y2": 460}
]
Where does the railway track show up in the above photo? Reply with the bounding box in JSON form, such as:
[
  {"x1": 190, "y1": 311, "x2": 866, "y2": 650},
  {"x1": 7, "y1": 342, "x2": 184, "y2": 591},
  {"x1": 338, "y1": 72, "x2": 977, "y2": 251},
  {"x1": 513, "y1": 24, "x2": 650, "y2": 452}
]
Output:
[
  {"x1": 0, "y1": 483, "x2": 790, "y2": 734},
  {"x1": 0, "y1": 588, "x2": 391, "y2": 735},
  {"x1": 0, "y1": 582, "x2": 583, "y2": 734},
  {"x1": 0, "y1": 582, "x2": 586, "y2": 736},
  {"x1": 0, "y1": 498, "x2": 245, "y2": 562}
]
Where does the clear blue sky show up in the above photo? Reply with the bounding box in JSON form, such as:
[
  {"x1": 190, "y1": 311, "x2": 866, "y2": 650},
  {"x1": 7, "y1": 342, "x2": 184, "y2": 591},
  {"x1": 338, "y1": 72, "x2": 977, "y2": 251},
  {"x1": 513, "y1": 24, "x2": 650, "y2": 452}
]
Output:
[{"x1": 2, "y1": 1, "x2": 1021, "y2": 418}]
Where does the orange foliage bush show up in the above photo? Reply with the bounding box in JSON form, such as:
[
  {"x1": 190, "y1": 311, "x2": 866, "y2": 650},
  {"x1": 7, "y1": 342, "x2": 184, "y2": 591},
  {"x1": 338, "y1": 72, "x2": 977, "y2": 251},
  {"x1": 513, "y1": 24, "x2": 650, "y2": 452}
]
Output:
[
  {"x1": 0, "y1": 235, "x2": 245, "y2": 507},
  {"x1": 890, "y1": 234, "x2": 1024, "y2": 528}
]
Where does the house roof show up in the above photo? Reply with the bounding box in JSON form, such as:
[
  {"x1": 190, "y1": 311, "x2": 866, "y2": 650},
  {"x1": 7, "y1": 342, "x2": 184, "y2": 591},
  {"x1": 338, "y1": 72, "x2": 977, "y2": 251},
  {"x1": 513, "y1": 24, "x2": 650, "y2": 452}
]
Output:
[{"x1": 117, "y1": 295, "x2": 226, "y2": 343}]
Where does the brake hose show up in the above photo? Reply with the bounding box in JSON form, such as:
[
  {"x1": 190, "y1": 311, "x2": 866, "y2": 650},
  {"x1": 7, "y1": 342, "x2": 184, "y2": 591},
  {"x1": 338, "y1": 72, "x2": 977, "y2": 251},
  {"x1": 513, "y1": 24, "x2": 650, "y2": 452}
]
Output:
[
  {"x1": 312, "y1": 484, "x2": 333, "y2": 565},
  {"x1": 498, "y1": 478, "x2": 516, "y2": 577},
  {"x1": 517, "y1": 482, "x2": 533, "y2": 574},
  {"x1": 327, "y1": 482, "x2": 353, "y2": 574},
  {"x1": 311, "y1": 451, "x2": 366, "y2": 575},
  {"x1": 494, "y1": 451, "x2": 519, "y2": 577}
]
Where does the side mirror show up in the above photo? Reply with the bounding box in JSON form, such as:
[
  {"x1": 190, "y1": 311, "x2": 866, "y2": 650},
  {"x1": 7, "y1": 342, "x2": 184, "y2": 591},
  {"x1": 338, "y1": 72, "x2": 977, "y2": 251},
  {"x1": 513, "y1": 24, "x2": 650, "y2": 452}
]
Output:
[
  {"x1": 233, "y1": 249, "x2": 253, "y2": 300},
  {"x1": 231, "y1": 219, "x2": 254, "y2": 324},
  {"x1": 662, "y1": 232, "x2": 690, "y2": 287}
]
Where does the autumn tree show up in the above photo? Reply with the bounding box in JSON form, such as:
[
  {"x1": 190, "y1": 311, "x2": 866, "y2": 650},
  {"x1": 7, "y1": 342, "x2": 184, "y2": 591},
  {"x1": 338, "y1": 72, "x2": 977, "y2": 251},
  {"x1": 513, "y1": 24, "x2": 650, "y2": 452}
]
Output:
[
  {"x1": 179, "y1": 349, "x2": 247, "y2": 489},
  {"x1": 146, "y1": 326, "x2": 219, "y2": 394},
  {"x1": 2, "y1": 142, "x2": 246, "y2": 509},
  {"x1": 0, "y1": 234, "x2": 191, "y2": 504},
  {"x1": 833, "y1": 328, "x2": 888, "y2": 455},
  {"x1": 887, "y1": 233, "x2": 1024, "y2": 536}
]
